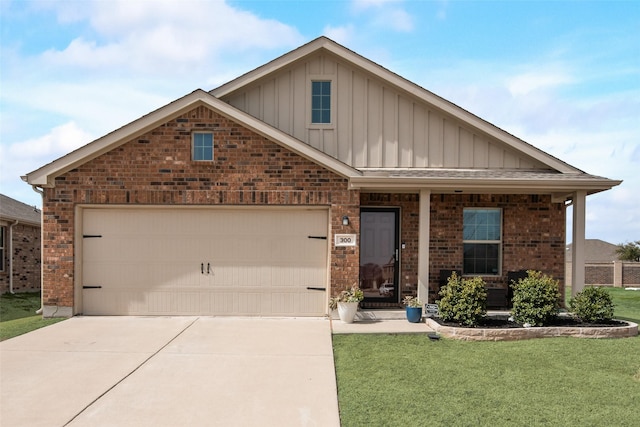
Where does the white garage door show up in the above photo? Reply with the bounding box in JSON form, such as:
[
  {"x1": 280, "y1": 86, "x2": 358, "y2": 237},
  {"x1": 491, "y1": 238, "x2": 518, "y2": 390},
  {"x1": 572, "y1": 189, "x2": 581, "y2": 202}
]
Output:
[{"x1": 81, "y1": 208, "x2": 329, "y2": 316}]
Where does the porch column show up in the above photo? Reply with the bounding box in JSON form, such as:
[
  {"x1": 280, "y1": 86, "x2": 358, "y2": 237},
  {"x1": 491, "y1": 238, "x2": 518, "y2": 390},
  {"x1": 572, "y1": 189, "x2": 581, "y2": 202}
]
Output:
[
  {"x1": 418, "y1": 189, "x2": 431, "y2": 304},
  {"x1": 571, "y1": 190, "x2": 587, "y2": 297}
]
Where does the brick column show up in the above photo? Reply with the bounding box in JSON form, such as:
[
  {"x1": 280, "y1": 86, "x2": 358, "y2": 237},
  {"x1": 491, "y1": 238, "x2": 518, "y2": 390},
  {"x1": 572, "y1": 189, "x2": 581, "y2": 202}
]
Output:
[{"x1": 613, "y1": 261, "x2": 623, "y2": 287}]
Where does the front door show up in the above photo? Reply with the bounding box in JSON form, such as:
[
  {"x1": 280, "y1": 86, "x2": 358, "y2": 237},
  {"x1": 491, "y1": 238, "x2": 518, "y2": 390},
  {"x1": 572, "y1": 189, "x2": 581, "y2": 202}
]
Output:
[{"x1": 360, "y1": 208, "x2": 400, "y2": 304}]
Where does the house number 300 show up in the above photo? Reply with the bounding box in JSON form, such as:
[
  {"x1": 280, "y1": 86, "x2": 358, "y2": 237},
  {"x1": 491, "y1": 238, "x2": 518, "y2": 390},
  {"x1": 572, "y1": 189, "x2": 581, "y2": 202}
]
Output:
[{"x1": 335, "y1": 234, "x2": 357, "y2": 247}]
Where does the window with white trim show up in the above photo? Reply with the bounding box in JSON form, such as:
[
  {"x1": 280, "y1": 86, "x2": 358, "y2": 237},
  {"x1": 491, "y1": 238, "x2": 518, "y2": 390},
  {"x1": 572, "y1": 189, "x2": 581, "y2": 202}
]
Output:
[
  {"x1": 192, "y1": 132, "x2": 213, "y2": 161},
  {"x1": 463, "y1": 208, "x2": 501, "y2": 275},
  {"x1": 311, "y1": 81, "x2": 331, "y2": 124}
]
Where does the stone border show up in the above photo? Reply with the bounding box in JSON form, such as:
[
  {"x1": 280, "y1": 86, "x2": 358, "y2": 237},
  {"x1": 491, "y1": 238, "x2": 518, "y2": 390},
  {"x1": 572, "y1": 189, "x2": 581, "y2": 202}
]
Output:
[{"x1": 425, "y1": 318, "x2": 638, "y2": 341}]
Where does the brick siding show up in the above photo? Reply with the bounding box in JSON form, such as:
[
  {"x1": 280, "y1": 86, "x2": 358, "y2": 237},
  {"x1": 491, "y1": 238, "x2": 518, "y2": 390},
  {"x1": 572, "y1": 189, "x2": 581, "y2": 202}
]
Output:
[
  {"x1": 429, "y1": 194, "x2": 565, "y2": 294},
  {"x1": 41, "y1": 105, "x2": 568, "y2": 312},
  {"x1": 42, "y1": 106, "x2": 360, "y2": 310},
  {"x1": 0, "y1": 223, "x2": 41, "y2": 293}
]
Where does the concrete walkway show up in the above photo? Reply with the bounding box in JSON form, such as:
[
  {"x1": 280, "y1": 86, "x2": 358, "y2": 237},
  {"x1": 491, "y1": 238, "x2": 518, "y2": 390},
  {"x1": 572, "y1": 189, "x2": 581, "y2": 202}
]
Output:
[
  {"x1": 1, "y1": 316, "x2": 340, "y2": 427},
  {"x1": 330, "y1": 309, "x2": 436, "y2": 334}
]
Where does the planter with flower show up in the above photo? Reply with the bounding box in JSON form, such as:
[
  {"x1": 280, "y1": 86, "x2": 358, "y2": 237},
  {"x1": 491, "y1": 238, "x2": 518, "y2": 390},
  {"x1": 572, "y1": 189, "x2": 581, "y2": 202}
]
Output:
[
  {"x1": 403, "y1": 295, "x2": 423, "y2": 323},
  {"x1": 329, "y1": 286, "x2": 364, "y2": 323}
]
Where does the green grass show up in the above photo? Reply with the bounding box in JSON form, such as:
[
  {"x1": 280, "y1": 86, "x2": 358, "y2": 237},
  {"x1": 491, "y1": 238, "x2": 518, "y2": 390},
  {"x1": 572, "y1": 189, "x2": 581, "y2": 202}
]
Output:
[
  {"x1": 333, "y1": 287, "x2": 640, "y2": 427},
  {"x1": 0, "y1": 292, "x2": 65, "y2": 341}
]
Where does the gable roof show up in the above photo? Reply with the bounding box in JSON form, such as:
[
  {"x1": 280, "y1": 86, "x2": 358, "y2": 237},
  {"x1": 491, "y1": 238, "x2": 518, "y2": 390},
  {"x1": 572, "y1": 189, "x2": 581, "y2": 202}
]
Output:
[
  {"x1": 25, "y1": 38, "x2": 621, "y2": 197},
  {"x1": 212, "y1": 36, "x2": 580, "y2": 175},
  {"x1": 24, "y1": 90, "x2": 360, "y2": 188},
  {"x1": 0, "y1": 194, "x2": 41, "y2": 226}
]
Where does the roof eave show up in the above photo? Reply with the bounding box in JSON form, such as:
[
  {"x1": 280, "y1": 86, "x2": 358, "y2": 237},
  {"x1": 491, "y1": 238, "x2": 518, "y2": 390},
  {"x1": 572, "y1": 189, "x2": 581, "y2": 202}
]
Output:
[{"x1": 348, "y1": 176, "x2": 622, "y2": 196}]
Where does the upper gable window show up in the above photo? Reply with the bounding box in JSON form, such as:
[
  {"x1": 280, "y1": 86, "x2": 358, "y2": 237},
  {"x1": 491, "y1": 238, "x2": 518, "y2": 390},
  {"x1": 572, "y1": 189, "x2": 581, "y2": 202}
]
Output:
[
  {"x1": 311, "y1": 81, "x2": 331, "y2": 124},
  {"x1": 192, "y1": 132, "x2": 213, "y2": 161}
]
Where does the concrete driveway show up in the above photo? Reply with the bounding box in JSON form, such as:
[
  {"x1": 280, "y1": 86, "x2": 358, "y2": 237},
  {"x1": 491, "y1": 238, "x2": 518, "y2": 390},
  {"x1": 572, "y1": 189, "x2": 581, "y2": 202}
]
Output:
[{"x1": 0, "y1": 316, "x2": 340, "y2": 427}]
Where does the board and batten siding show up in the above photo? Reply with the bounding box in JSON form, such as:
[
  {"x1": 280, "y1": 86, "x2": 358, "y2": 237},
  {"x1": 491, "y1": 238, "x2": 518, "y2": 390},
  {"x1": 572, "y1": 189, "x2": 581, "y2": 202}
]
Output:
[{"x1": 222, "y1": 52, "x2": 546, "y2": 170}]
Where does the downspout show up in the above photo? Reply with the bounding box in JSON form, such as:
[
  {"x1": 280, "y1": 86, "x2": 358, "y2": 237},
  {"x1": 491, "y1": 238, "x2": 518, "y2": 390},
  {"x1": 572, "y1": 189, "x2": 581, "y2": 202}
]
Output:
[
  {"x1": 31, "y1": 184, "x2": 45, "y2": 315},
  {"x1": 8, "y1": 220, "x2": 19, "y2": 294}
]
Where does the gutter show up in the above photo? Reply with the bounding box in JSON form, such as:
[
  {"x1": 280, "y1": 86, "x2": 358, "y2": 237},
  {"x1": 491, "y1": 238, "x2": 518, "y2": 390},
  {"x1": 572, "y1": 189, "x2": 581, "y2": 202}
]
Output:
[
  {"x1": 8, "y1": 220, "x2": 19, "y2": 294},
  {"x1": 24, "y1": 179, "x2": 45, "y2": 315}
]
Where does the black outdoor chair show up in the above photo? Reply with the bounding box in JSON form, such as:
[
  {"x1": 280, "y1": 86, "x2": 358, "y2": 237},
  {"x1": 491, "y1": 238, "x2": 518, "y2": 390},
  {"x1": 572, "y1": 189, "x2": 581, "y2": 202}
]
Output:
[{"x1": 506, "y1": 270, "x2": 528, "y2": 308}]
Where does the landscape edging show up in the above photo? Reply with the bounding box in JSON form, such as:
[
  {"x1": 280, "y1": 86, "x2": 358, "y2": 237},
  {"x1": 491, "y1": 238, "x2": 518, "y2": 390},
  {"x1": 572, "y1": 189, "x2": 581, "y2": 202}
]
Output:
[{"x1": 425, "y1": 318, "x2": 638, "y2": 341}]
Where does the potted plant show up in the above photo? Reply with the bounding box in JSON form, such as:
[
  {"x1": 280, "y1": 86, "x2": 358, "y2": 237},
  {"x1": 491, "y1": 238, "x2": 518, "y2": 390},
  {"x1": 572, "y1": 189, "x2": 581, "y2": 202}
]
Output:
[
  {"x1": 403, "y1": 295, "x2": 423, "y2": 323},
  {"x1": 329, "y1": 285, "x2": 364, "y2": 323}
]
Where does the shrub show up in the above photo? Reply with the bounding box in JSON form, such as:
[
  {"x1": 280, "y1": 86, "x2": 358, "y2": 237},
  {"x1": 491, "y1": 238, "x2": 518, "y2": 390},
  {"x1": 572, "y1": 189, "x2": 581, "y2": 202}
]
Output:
[
  {"x1": 569, "y1": 287, "x2": 615, "y2": 323},
  {"x1": 437, "y1": 272, "x2": 487, "y2": 326},
  {"x1": 511, "y1": 271, "x2": 561, "y2": 326}
]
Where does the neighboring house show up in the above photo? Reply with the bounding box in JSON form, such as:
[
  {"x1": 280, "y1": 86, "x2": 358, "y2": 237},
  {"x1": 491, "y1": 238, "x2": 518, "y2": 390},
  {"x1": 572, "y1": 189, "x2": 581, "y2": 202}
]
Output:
[
  {"x1": 566, "y1": 239, "x2": 640, "y2": 287},
  {"x1": 0, "y1": 194, "x2": 41, "y2": 294},
  {"x1": 23, "y1": 37, "x2": 621, "y2": 317},
  {"x1": 566, "y1": 239, "x2": 619, "y2": 264}
]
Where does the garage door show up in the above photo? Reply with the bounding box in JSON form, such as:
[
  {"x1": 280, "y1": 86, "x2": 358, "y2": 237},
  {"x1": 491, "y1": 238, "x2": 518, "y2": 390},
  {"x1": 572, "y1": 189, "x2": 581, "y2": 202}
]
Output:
[{"x1": 81, "y1": 208, "x2": 329, "y2": 316}]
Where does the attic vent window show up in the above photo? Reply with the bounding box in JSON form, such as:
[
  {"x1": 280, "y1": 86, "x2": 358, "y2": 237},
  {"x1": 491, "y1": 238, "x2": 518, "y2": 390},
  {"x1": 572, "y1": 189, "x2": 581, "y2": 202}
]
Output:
[
  {"x1": 311, "y1": 81, "x2": 331, "y2": 124},
  {"x1": 192, "y1": 132, "x2": 213, "y2": 161}
]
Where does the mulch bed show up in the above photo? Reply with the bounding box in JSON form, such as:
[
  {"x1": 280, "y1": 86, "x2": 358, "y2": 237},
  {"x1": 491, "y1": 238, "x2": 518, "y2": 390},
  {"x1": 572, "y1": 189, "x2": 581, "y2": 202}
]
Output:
[{"x1": 433, "y1": 315, "x2": 629, "y2": 329}]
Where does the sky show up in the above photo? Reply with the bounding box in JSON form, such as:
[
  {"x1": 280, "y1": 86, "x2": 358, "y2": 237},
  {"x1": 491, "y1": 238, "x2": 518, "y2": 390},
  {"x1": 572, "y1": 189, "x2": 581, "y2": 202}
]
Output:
[{"x1": 1, "y1": 0, "x2": 638, "y2": 244}]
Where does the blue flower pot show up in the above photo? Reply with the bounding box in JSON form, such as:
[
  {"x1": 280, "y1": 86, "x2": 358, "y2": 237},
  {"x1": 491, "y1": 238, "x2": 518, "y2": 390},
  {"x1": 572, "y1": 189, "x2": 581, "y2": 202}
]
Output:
[{"x1": 406, "y1": 306, "x2": 422, "y2": 323}]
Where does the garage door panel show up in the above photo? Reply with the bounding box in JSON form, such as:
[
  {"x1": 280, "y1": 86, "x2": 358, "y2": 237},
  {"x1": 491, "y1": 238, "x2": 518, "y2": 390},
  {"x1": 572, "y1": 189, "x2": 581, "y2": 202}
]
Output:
[{"x1": 82, "y1": 208, "x2": 328, "y2": 316}]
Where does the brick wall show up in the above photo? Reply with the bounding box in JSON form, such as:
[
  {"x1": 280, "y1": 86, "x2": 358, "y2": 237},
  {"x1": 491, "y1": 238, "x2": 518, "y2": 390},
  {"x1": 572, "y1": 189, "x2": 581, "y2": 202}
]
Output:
[
  {"x1": 0, "y1": 223, "x2": 41, "y2": 293},
  {"x1": 359, "y1": 193, "x2": 566, "y2": 302},
  {"x1": 567, "y1": 262, "x2": 640, "y2": 287},
  {"x1": 623, "y1": 263, "x2": 640, "y2": 285},
  {"x1": 585, "y1": 264, "x2": 614, "y2": 284},
  {"x1": 429, "y1": 194, "x2": 565, "y2": 294},
  {"x1": 42, "y1": 106, "x2": 360, "y2": 310}
]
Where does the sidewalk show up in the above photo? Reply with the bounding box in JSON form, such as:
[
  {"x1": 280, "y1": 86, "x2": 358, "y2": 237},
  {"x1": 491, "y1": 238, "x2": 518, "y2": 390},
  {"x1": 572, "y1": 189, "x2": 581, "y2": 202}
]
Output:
[{"x1": 330, "y1": 309, "x2": 436, "y2": 334}]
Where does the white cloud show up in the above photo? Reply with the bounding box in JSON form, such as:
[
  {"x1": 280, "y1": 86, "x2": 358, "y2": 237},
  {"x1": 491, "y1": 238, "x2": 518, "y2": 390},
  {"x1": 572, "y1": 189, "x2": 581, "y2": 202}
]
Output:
[
  {"x1": 36, "y1": 0, "x2": 304, "y2": 76},
  {"x1": 8, "y1": 121, "x2": 92, "y2": 159},
  {"x1": 379, "y1": 8, "x2": 414, "y2": 32},
  {"x1": 507, "y1": 69, "x2": 575, "y2": 96},
  {"x1": 323, "y1": 25, "x2": 356, "y2": 45},
  {"x1": 0, "y1": 121, "x2": 94, "y2": 206},
  {"x1": 351, "y1": 0, "x2": 414, "y2": 32}
]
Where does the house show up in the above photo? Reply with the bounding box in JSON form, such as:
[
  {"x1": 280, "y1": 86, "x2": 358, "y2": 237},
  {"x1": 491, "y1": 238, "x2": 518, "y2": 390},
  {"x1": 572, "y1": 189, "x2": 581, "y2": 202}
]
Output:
[
  {"x1": 566, "y1": 239, "x2": 619, "y2": 264},
  {"x1": 0, "y1": 194, "x2": 42, "y2": 294},
  {"x1": 23, "y1": 37, "x2": 621, "y2": 317}
]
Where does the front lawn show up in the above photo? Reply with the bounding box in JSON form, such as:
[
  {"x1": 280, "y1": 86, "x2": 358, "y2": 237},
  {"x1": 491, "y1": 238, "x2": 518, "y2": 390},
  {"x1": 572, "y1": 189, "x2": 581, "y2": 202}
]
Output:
[
  {"x1": 333, "y1": 287, "x2": 640, "y2": 427},
  {"x1": 0, "y1": 292, "x2": 65, "y2": 341}
]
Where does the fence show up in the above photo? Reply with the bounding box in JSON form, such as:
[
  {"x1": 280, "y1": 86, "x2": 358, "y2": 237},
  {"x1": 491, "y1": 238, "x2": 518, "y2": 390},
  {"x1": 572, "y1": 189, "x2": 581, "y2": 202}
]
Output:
[{"x1": 566, "y1": 261, "x2": 640, "y2": 287}]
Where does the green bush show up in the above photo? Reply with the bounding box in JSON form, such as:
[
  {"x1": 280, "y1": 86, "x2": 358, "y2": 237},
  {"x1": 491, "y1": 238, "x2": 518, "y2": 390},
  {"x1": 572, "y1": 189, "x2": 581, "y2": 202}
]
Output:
[
  {"x1": 437, "y1": 272, "x2": 487, "y2": 326},
  {"x1": 511, "y1": 271, "x2": 561, "y2": 326},
  {"x1": 569, "y1": 287, "x2": 615, "y2": 322}
]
